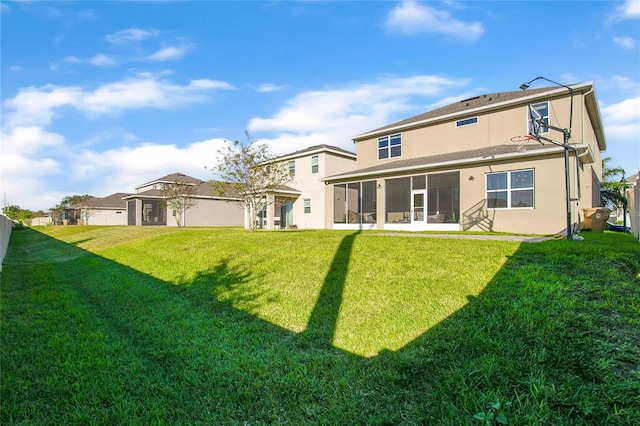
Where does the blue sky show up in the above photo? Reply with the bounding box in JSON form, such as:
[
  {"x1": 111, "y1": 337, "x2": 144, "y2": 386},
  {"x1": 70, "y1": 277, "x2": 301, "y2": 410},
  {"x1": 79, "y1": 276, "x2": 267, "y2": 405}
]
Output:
[{"x1": 1, "y1": 0, "x2": 639, "y2": 211}]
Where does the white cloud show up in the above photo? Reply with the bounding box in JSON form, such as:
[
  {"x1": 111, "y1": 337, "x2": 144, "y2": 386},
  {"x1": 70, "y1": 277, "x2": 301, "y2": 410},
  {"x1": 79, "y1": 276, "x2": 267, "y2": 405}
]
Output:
[
  {"x1": 4, "y1": 84, "x2": 84, "y2": 127},
  {"x1": 64, "y1": 54, "x2": 117, "y2": 66},
  {"x1": 64, "y1": 56, "x2": 83, "y2": 63},
  {"x1": 146, "y1": 46, "x2": 188, "y2": 61},
  {"x1": 80, "y1": 74, "x2": 233, "y2": 115},
  {"x1": 613, "y1": 36, "x2": 637, "y2": 49},
  {"x1": 73, "y1": 138, "x2": 229, "y2": 194},
  {"x1": 1, "y1": 72, "x2": 237, "y2": 210},
  {"x1": 3, "y1": 73, "x2": 234, "y2": 126},
  {"x1": 385, "y1": 0, "x2": 484, "y2": 41},
  {"x1": 88, "y1": 54, "x2": 118, "y2": 67},
  {"x1": 619, "y1": 0, "x2": 640, "y2": 19},
  {"x1": 252, "y1": 83, "x2": 288, "y2": 93},
  {"x1": 248, "y1": 75, "x2": 469, "y2": 154},
  {"x1": 9, "y1": 65, "x2": 22, "y2": 71},
  {"x1": 106, "y1": 28, "x2": 160, "y2": 44},
  {"x1": 1, "y1": 126, "x2": 66, "y2": 156},
  {"x1": 601, "y1": 96, "x2": 640, "y2": 141},
  {"x1": 609, "y1": 75, "x2": 640, "y2": 90},
  {"x1": 0, "y1": 126, "x2": 66, "y2": 210}
]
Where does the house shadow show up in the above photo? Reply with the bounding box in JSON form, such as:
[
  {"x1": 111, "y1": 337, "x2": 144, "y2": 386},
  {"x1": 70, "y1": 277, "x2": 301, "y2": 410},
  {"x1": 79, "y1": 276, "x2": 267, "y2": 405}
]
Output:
[
  {"x1": 3, "y1": 228, "x2": 635, "y2": 423},
  {"x1": 297, "y1": 231, "x2": 361, "y2": 349}
]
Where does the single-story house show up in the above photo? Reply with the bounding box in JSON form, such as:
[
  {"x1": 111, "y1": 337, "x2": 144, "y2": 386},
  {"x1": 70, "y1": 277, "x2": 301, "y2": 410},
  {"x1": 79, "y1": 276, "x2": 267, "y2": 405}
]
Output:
[
  {"x1": 71, "y1": 192, "x2": 131, "y2": 225},
  {"x1": 124, "y1": 172, "x2": 244, "y2": 227}
]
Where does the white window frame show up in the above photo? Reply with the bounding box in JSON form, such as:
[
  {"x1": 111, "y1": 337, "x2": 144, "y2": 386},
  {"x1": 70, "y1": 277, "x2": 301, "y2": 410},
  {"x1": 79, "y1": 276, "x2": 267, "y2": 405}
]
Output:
[
  {"x1": 289, "y1": 160, "x2": 295, "y2": 176},
  {"x1": 486, "y1": 169, "x2": 535, "y2": 209},
  {"x1": 456, "y1": 117, "x2": 478, "y2": 127},
  {"x1": 528, "y1": 101, "x2": 550, "y2": 135},
  {"x1": 378, "y1": 134, "x2": 402, "y2": 160},
  {"x1": 311, "y1": 155, "x2": 319, "y2": 174},
  {"x1": 303, "y1": 198, "x2": 311, "y2": 214}
]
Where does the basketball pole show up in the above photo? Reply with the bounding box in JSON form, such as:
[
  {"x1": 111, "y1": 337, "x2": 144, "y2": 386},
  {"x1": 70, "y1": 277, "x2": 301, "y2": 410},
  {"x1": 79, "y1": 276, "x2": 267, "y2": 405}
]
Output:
[{"x1": 520, "y1": 76, "x2": 575, "y2": 240}]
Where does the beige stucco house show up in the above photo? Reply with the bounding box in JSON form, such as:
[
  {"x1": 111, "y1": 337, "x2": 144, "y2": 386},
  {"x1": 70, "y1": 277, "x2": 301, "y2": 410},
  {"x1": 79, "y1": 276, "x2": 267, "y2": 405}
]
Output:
[
  {"x1": 124, "y1": 173, "x2": 244, "y2": 227},
  {"x1": 250, "y1": 145, "x2": 357, "y2": 230},
  {"x1": 322, "y1": 82, "x2": 606, "y2": 235},
  {"x1": 72, "y1": 192, "x2": 130, "y2": 225}
]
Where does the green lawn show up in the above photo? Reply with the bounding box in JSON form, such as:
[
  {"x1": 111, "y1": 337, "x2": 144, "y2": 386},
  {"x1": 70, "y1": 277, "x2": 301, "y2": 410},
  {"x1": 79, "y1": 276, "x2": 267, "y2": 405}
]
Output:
[{"x1": 1, "y1": 226, "x2": 639, "y2": 424}]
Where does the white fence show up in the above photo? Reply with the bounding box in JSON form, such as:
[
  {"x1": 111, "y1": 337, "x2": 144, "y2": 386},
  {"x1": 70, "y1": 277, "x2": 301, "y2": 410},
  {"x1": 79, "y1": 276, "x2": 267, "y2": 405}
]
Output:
[
  {"x1": 631, "y1": 174, "x2": 640, "y2": 242},
  {"x1": 0, "y1": 213, "x2": 15, "y2": 272}
]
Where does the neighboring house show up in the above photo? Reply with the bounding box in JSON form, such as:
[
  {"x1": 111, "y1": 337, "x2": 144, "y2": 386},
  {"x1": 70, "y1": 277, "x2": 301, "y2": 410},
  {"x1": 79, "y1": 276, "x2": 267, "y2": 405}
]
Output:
[
  {"x1": 124, "y1": 172, "x2": 244, "y2": 227},
  {"x1": 71, "y1": 193, "x2": 131, "y2": 225},
  {"x1": 30, "y1": 214, "x2": 52, "y2": 226},
  {"x1": 322, "y1": 82, "x2": 606, "y2": 235},
  {"x1": 253, "y1": 145, "x2": 357, "y2": 229}
]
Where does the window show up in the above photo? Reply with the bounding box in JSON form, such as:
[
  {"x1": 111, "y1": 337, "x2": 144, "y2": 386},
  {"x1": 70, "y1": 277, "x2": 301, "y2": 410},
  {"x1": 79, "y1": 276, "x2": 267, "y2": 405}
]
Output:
[
  {"x1": 385, "y1": 177, "x2": 410, "y2": 222},
  {"x1": 378, "y1": 134, "x2": 402, "y2": 160},
  {"x1": 333, "y1": 181, "x2": 377, "y2": 224},
  {"x1": 486, "y1": 169, "x2": 534, "y2": 209},
  {"x1": 427, "y1": 172, "x2": 460, "y2": 223},
  {"x1": 311, "y1": 155, "x2": 319, "y2": 174},
  {"x1": 456, "y1": 117, "x2": 478, "y2": 127},
  {"x1": 528, "y1": 102, "x2": 549, "y2": 135},
  {"x1": 141, "y1": 200, "x2": 167, "y2": 225},
  {"x1": 303, "y1": 198, "x2": 311, "y2": 214},
  {"x1": 289, "y1": 160, "x2": 295, "y2": 176}
]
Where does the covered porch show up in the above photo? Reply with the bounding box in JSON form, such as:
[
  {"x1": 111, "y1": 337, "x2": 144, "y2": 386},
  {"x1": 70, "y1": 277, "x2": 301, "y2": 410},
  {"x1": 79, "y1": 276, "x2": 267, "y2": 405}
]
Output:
[{"x1": 249, "y1": 187, "x2": 300, "y2": 230}]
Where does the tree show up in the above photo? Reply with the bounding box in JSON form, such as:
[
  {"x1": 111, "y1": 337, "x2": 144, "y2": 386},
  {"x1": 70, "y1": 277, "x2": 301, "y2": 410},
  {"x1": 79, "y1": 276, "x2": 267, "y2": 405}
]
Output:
[
  {"x1": 161, "y1": 182, "x2": 199, "y2": 227},
  {"x1": 50, "y1": 194, "x2": 93, "y2": 225},
  {"x1": 600, "y1": 157, "x2": 629, "y2": 230},
  {"x1": 74, "y1": 197, "x2": 98, "y2": 225},
  {"x1": 2, "y1": 205, "x2": 34, "y2": 225},
  {"x1": 211, "y1": 136, "x2": 291, "y2": 232}
]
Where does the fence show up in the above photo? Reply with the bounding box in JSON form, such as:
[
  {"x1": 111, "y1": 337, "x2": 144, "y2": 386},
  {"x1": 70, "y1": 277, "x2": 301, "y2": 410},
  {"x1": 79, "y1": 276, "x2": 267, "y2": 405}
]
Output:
[
  {"x1": 0, "y1": 213, "x2": 15, "y2": 272},
  {"x1": 631, "y1": 173, "x2": 640, "y2": 242}
]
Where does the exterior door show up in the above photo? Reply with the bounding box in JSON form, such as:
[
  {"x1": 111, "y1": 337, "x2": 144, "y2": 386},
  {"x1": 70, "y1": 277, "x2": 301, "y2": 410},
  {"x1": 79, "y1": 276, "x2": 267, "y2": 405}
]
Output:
[
  {"x1": 412, "y1": 191, "x2": 426, "y2": 223},
  {"x1": 280, "y1": 204, "x2": 288, "y2": 228},
  {"x1": 286, "y1": 201, "x2": 293, "y2": 227},
  {"x1": 280, "y1": 201, "x2": 293, "y2": 228}
]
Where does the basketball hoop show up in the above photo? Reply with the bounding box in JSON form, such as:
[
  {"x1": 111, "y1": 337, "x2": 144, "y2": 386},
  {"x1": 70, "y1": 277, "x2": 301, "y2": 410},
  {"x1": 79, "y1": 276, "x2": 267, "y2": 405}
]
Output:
[{"x1": 510, "y1": 135, "x2": 535, "y2": 152}]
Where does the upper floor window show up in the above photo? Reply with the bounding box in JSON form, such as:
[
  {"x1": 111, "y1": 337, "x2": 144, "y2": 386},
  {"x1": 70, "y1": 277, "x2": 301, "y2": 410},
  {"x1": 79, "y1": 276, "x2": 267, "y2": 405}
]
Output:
[
  {"x1": 486, "y1": 169, "x2": 535, "y2": 209},
  {"x1": 528, "y1": 102, "x2": 549, "y2": 135},
  {"x1": 456, "y1": 117, "x2": 478, "y2": 127},
  {"x1": 378, "y1": 134, "x2": 402, "y2": 160},
  {"x1": 311, "y1": 155, "x2": 319, "y2": 174},
  {"x1": 289, "y1": 160, "x2": 295, "y2": 176}
]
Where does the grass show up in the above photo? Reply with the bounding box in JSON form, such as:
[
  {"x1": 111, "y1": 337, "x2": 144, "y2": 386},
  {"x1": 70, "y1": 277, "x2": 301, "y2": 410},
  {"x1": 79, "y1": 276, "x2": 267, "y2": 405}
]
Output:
[{"x1": 1, "y1": 226, "x2": 639, "y2": 424}]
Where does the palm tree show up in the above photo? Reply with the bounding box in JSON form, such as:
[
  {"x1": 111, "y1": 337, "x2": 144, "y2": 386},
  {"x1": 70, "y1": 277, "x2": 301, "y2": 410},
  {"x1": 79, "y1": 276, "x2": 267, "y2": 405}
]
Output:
[{"x1": 601, "y1": 157, "x2": 628, "y2": 230}]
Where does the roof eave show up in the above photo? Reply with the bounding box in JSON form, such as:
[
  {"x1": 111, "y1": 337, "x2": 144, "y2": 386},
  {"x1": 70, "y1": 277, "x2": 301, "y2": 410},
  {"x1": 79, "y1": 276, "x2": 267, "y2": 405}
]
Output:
[
  {"x1": 322, "y1": 145, "x2": 589, "y2": 182},
  {"x1": 266, "y1": 146, "x2": 357, "y2": 164},
  {"x1": 583, "y1": 87, "x2": 607, "y2": 151}
]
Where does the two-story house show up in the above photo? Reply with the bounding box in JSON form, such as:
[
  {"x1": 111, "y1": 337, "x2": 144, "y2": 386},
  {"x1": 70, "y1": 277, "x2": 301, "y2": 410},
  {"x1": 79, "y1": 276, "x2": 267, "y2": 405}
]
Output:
[
  {"x1": 254, "y1": 145, "x2": 357, "y2": 229},
  {"x1": 323, "y1": 82, "x2": 606, "y2": 235}
]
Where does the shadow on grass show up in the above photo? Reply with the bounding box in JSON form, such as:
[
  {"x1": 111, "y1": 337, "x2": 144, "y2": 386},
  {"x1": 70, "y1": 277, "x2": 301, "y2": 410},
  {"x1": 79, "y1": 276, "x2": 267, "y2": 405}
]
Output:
[
  {"x1": 298, "y1": 231, "x2": 361, "y2": 348},
  {"x1": 2, "y1": 228, "x2": 638, "y2": 424}
]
